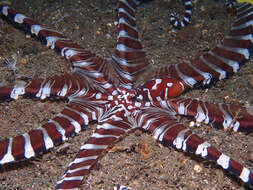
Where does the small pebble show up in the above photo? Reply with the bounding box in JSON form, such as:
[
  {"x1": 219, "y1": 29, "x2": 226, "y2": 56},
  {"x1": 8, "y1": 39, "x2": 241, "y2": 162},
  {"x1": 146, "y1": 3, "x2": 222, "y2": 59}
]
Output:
[{"x1": 194, "y1": 164, "x2": 202, "y2": 173}]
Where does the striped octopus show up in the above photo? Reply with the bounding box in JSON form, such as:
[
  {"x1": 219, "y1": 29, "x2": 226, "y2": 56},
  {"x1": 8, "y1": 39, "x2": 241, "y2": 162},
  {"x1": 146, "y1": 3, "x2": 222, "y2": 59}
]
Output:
[{"x1": 0, "y1": 0, "x2": 253, "y2": 189}]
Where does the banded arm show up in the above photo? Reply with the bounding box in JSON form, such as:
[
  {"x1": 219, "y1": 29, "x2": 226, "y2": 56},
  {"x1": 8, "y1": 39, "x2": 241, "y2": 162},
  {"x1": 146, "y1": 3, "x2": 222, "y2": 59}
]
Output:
[
  {"x1": 168, "y1": 98, "x2": 253, "y2": 133},
  {"x1": 111, "y1": 0, "x2": 150, "y2": 89},
  {"x1": 0, "y1": 73, "x2": 92, "y2": 101},
  {"x1": 55, "y1": 114, "x2": 134, "y2": 189},
  {"x1": 0, "y1": 95, "x2": 105, "y2": 166},
  {"x1": 0, "y1": 5, "x2": 116, "y2": 93},
  {"x1": 136, "y1": 107, "x2": 253, "y2": 188},
  {"x1": 150, "y1": 3, "x2": 253, "y2": 96}
]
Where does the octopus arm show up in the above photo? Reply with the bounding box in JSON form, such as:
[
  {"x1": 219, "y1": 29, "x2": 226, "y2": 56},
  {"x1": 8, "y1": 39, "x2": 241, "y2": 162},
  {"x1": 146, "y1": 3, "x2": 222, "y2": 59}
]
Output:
[{"x1": 136, "y1": 107, "x2": 253, "y2": 187}]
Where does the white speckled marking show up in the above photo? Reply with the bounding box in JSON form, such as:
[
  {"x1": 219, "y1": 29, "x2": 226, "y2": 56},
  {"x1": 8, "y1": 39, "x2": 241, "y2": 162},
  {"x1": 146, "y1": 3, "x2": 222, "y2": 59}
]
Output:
[
  {"x1": 167, "y1": 82, "x2": 173, "y2": 87},
  {"x1": 152, "y1": 79, "x2": 162, "y2": 90}
]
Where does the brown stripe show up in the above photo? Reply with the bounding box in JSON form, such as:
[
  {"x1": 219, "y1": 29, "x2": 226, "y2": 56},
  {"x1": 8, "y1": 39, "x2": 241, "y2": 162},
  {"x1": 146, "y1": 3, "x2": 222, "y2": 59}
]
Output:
[
  {"x1": 25, "y1": 79, "x2": 43, "y2": 97},
  {"x1": 0, "y1": 139, "x2": 10, "y2": 161},
  {"x1": 28, "y1": 129, "x2": 46, "y2": 153},
  {"x1": 56, "y1": 180, "x2": 82, "y2": 190},
  {"x1": 223, "y1": 38, "x2": 252, "y2": 49},
  {"x1": 11, "y1": 135, "x2": 25, "y2": 160},
  {"x1": 212, "y1": 47, "x2": 245, "y2": 63}
]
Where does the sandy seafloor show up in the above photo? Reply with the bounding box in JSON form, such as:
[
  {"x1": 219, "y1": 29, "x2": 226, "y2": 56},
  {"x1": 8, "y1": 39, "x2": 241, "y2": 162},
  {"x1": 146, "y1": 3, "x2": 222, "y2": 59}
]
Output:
[{"x1": 0, "y1": 0, "x2": 253, "y2": 189}]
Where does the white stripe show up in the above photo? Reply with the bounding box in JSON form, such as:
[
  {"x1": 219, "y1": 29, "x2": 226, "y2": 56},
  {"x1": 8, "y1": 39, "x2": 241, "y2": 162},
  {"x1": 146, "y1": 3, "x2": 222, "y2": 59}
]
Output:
[
  {"x1": 91, "y1": 133, "x2": 118, "y2": 138},
  {"x1": 200, "y1": 55, "x2": 226, "y2": 80},
  {"x1": 59, "y1": 176, "x2": 83, "y2": 181},
  {"x1": 67, "y1": 165, "x2": 90, "y2": 174},
  {"x1": 175, "y1": 64, "x2": 196, "y2": 87},
  {"x1": 70, "y1": 156, "x2": 98, "y2": 165},
  {"x1": 218, "y1": 104, "x2": 233, "y2": 129},
  {"x1": 240, "y1": 167, "x2": 250, "y2": 182},
  {"x1": 97, "y1": 123, "x2": 126, "y2": 131},
  {"x1": 217, "y1": 153, "x2": 230, "y2": 169},
  {"x1": 80, "y1": 144, "x2": 108, "y2": 150},
  {"x1": 14, "y1": 13, "x2": 26, "y2": 24},
  {"x1": 58, "y1": 113, "x2": 81, "y2": 133},
  {"x1": 196, "y1": 104, "x2": 206, "y2": 123},
  {"x1": 10, "y1": 81, "x2": 26, "y2": 100},
  {"x1": 38, "y1": 127, "x2": 54, "y2": 150},
  {"x1": 158, "y1": 123, "x2": 179, "y2": 142},
  {"x1": 173, "y1": 129, "x2": 190, "y2": 149},
  {"x1": 48, "y1": 120, "x2": 67, "y2": 141},
  {"x1": 195, "y1": 141, "x2": 210, "y2": 157},
  {"x1": 31, "y1": 25, "x2": 43, "y2": 36},
  {"x1": 118, "y1": 8, "x2": 135, "y2": 21},
  {"x1": 120, "y1": 0, "x2": 136, "y2": 12},
  {"x1": 65, "y1": 107, "x2": 89, "y2": 125},
  {"x1": 22, "y1": 133, "x2": 35, "y2": 159},
  {"x1": 2, "y1": 6, "x2": 9, "y2": 16}
]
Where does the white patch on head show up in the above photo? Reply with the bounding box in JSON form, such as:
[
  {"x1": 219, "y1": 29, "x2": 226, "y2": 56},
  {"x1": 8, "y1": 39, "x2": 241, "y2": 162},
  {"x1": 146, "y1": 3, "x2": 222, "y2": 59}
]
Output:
[
  {"x1": 14, "y1": 13, "x2": 26, "y2": 24},
  {"x1": 217, "y1": 153, "x2": 230, "y2": 169},
  {"x1": 152, "y1": 79, "x2": 162, "y2": 90},
  {"x1": 167, "y1": 82, "x2": 173, "y2": 87}
]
